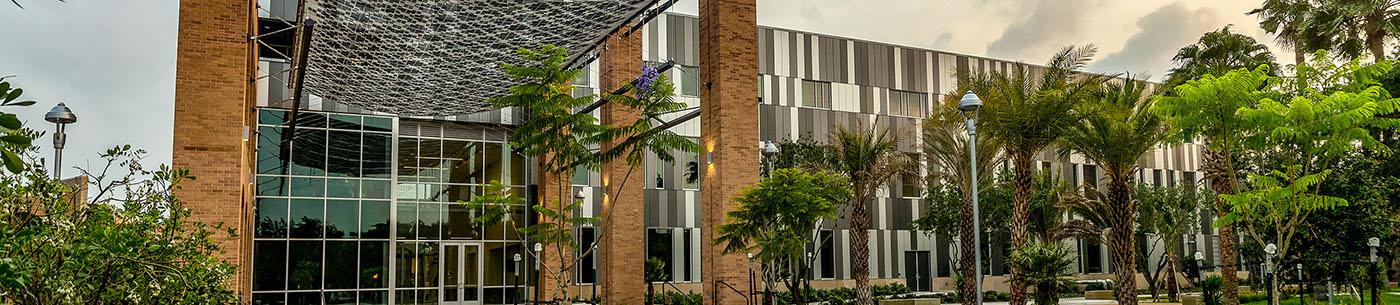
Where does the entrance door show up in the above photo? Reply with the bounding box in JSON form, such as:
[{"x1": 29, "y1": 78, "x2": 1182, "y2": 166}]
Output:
[
  {"x1": 904, "y1": 251, "x2": 933, "y2": 292},
  {"x1": 442, "y1": 243, "x2": 482, "y2": 305}
]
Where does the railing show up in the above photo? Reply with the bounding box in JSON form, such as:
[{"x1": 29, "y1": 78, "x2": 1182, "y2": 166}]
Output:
[{"x1": 712, "y1": 280, "x2": 751, "y2": 305}]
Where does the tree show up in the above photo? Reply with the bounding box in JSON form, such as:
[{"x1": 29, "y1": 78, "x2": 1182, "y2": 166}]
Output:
[
  {"x1": 1058, "y1": 76, "x2": 1166, "y2": 305},
  {"x1": 1153, "y1": 65, "x2": 1274, "y2": 305},
  {"x1": 963, "y1": 45, "x2": 1105, "y2": 305},
  {"x1": 1007, "y1": 242, "x2": 1077, "y2": 305},
  {"x1": 1165, "y1": 26, "x2": 1279, "y2": 91},
  {"x1": 714, "y1": 168, "x2": 851, "y2": 305},
  {"x1": 486, "y1": 45, "x2": 700, "y2": 302},
  {"x1": 822, "y1": 126, "x2": 916, "y2": 305},
  {"x1": 0, "y1": 144, "x2": 239, "y2": 305},
  {"x1": 1311, "y1": 0, "x2": 1400, "y2": 61},
  {"x1": 1221, "y1": 52, "x2": 1400, "y2": 305},
  {"x1": 1137, "y1": 184, "x2": 1210, "y2": 302},
  {"x1": 1249, "y1": 0, "x2": 1323, "y2": 65},
  {"x1": 920, "y1": 99, "x2": 1005, "y2": 305},
  {"x1": 0, "y1": 76, "x2": 36, "y2": 173}
]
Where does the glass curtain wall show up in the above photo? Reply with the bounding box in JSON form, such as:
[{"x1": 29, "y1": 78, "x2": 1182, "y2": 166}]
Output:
[{"x1": 252, "y1": 109, "x2": 532, "y2": 305}]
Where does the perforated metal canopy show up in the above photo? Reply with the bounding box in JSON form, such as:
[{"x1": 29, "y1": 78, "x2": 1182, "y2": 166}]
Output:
[{"x1": 296, "y1": 0, "x2": 654, "y2": 116}]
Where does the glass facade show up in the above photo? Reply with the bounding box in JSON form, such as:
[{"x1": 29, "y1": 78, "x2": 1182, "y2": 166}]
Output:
[{"x1": 252, "y1": 109, "x2": 531, "y2": 305}]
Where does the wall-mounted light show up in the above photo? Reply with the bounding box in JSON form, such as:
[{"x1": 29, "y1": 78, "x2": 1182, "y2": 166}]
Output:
[{"x1": 706, "y1": 152, "x2": 714, "y2": 164}]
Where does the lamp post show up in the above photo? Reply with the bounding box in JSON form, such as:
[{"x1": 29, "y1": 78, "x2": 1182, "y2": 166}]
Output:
[
  {"x1": 1367, "y1": 237, "x2": 1379, "y2": 305},
  {"x1": 514, "y1": 253, "x2": 523, "y2": 304},
  {"x1": 760, "y1": 141, "x2": 778, "y2": 177},
  {"x1": 958, "y1": 91, "x2": 985, "y2": 305},
  {"x1": 1265, "y1": 243, "x2": 1277, "y2": 305},
  {"x1": 44, "y1": 102, "x2": 76, "y2": 179},
  {"x1": 1194, "y1": 251, "x2": 1205, "y2": 287},
  {"x1": 747, "y1": 252, "x2": 755, "y2": 305},
  {"x1": 575, "y1": 189, "x2": 594, "y2": 304},
  {"x1": 533, "y1": 242, "x2": 543, "y2": 305}
]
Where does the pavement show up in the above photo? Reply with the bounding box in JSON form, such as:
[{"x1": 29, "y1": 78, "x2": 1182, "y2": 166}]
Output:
[{"x1": 982, "y1": 297, "x2": 1120, "y2": 305}]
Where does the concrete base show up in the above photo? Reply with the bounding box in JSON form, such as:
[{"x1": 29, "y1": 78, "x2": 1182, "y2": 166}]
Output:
[
  {"x1": 880, "y1": 298, "x2": 942, "y2": 305},
  {"x1": 1085, "y1": 290, "x2": 1114, "y2": 300}
]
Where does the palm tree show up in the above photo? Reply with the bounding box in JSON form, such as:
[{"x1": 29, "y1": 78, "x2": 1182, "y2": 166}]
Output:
[
  {"x1": 1007, "y1": 241, "x2": 1078, "y2": 305},
  {"x1": 1164, "y1": 26, "x2": 1279, "y2": 92},
  {"x1": 1137, "y1": 184, "x2": 1209, "y2": 302},
  {"x1": 963, "y1": 44, "x2": 1105, "y2": 305},
  {"x1": 1249, "y1": 0, "x2": 1322, "y2": 65},
  {"x1": 922, "y1": 99, "x2": 1005, "y2": 305},
  {"x1": 826, "y1": 125, "x2": 917, "y2": 305},
  {"x1": 1310, "y1": 0, "x2": 1400, "y2": 61},
  {"x1": 1057, "y1": 76, "x2": 1166, "y2": 305}
]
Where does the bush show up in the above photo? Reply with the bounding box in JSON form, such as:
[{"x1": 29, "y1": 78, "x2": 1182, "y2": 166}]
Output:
[
  {"x1": 1238, "y1": 293, "x2": 1269, "y2": 304},
  {"x1": 872, "y1": 283, "x2": 912, "y2": 297},
  {"x1": 651, "y1": 290, "x2": 702, "y2": 305},
  {"x1": 1201, "y1": 275, "x2": 1224, "y2": 305}
]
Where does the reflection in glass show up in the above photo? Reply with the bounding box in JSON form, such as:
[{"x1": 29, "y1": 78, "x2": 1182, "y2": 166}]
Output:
[
  {"x1": 446, "y1": 204, "x2": 480, "y2": 240},
  {"x1": 252, "y1": 292, "x2": 285, "y2": 305},
  {"x1": 363, "y1": 133, "x2": 393, "y2": 179},
  {"x1": 256, "y1": 198, "x2": 288, "y2": 238},
  {"x1": 359, "y1": 290, "x2": 388, "y2": 305},
  {"x1": 396, "y1": 242, "x2": 417, "y2": 288},
  {"x1": 325, "y1": 199, "x2": 357, "y2": 238},
  {"x1": 291, "y1": 128, "x2": 327, "y2": 176},
  {"x1": 257, "y1": 126, "x2": 286, "y2": 174},
  {"x1": 418, "y1": 242, "x2": 439, "y2": 288},
  {"x1": 361, "y1": 179, "x2": 391, "y2": 200},
  {"x1": 324, "y1": 241, "x2": 357, "y2": 289},
  {"x1": 287, "y1": 240, "x2": 323, "y2": 290},
  {"x1": 289, "y1": 177, "x2": 325, "y2": 197},
  {"x1": 289, "y1": 199, "x2": 324, "y2": 238},
  {"x1": 361, "y1": 200, "x2": 391, "y2": 239},
  {"x1": 253, "y1": 240, "x2": 286, "y2": 291},
  {"x1": 325, "y1": 291, "x2": 355, "y2": 305},
  {"x1": 256, "y1": 176, "x2": 288, "y2": 196},
  {"x1": 327, "y1": 178, "x2": 359, "y2": 198},
  {"x1": 327, "y1": 130, "x2": 361, "y2": 177},
  {"x1": 287, "y1": 292, "x2": 321, "y2": 305},
  {"x1": 397, "y1": 203, "x2": 417, "y2": 239},
  {"x1": 360, "y1": 241, "x2": 388, "y2": 289},
  {"x1": 418, "y1": 203, "x2": 442, "y2": 240},
  {"x1": 484, "y1": 142, "x2": 503, "y2": 183}
]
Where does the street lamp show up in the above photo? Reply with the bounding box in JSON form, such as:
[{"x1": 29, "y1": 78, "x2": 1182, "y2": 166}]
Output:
[
  {"x1": 747, "y1": 252, "x2": 755, "y2": 305},
  {"x1": 958, "y1": 91, "x2": 984, "y2": 305},
  {"x1": 1265, "y1": 243, "x2": 1277, "y2": 305},
  {"x1": 1193, "y1": 251, "x2": 1205, "y2": 282},
  {"x1": 44, "y1": 102, "x2": 76, "y2": 179},
  {"x1": 760, "y1": 141, "x2": 779, "y2": 177},
  {"x1": 1367, "y1": 237, "x2": 1380, "y2": 305},
  {"x1": 514, "y1": 253, "x2": 523, "y2": 304}
]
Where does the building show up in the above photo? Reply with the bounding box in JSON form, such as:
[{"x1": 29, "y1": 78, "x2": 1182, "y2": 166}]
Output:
[{"x1": 174, "y1": 1, "x2": 1224, "y2": 304}]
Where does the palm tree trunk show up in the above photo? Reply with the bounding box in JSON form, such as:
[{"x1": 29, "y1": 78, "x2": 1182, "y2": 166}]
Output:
[
  {"x1": 1167, "y1": 251, "x2": 1181, "y2": 302},
  {"x1": 1366, "y1": 16, "x2": 1387, "y2": 61},
  {"x1": 1009, "y1": 154, "x2": 1033, "y2": 305},
  {"x1": 1108, "y1": 178, "x2": 1139, "y2": 305},
  {"x1": 959, "y1": 188, "x2": 979, "y2": 305},
  {"x1": 1202, "y1": 140, "x2": 1240, "y2": 305},
  {"x1": 852, "y1": 194, "x2": 874, "y2": 305}
]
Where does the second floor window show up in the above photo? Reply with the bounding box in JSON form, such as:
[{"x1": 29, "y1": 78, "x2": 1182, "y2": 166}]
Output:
[
  {"x1": 802, "y1": 80, "x2": 832, "y2": 108},
  {"x1": 888, "y1": 90, "x2": 927, "y2": 117},
  {"x1": 677, "y1": 65, "x2": 700, "y2": 97}
]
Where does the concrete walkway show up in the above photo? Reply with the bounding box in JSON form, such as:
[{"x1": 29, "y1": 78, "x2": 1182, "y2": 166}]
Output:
[{"x1": 982, "y1": 297, "x2": 1119, "y2": 305}]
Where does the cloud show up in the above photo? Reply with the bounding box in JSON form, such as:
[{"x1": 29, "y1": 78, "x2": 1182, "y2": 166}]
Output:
[
  {"x1": 985, "y1": 0, "x2": 1103, "y2": 62},
  {"x1": 0, "y1": 1, "x2": 178, "y2": 170},
  {"x1": 931, "y1": 33, "x2": 953, "y2": 49},
  {"x1": 1089, "y1": 1, "x2": 1223, "y2": 80}
]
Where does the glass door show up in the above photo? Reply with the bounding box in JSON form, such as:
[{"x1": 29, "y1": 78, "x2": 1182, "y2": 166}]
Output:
[{"x1": 442, "y1": 243, "x2": 482, "y2": 305}]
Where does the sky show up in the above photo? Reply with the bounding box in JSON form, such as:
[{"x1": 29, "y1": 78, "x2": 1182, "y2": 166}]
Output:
[{"x1": 0, "y1": 0, "x2": 1285, "y2": 171}]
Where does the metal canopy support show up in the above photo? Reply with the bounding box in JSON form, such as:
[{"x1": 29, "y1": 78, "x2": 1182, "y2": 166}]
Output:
[{"x1": 278, "y1": 19, "x2": 316, "y2": 176}]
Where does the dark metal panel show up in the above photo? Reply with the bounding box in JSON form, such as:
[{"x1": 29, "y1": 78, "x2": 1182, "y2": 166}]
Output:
[
  {"x1": 854, "y1": 41, "x2": 869, "y2": 86},
  {"x1": 758, "y1": 29, "x2": 772, "y2": 75}
]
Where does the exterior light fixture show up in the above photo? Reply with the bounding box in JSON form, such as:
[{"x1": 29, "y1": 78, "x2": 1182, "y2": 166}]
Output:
[
  {"x1": 575, "y1": 189, "x2": 586, "y2": 200},
  {"x1": 44, "y1": 102, "x2": 76, "y2": 179},
  {"x1": 958, "y1": 91, "x2": 985, "y2": 305}
]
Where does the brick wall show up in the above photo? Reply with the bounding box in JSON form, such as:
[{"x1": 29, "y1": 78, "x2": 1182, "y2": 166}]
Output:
[
  {"x1": 173, "y1": 0, "x2": 255, "y2": 301},
  {"x1": 698, "y1": 0, "x2": 760, "y2": 304},
  {"x1": 598, "y1": 30, "x2": 646, "y2": 305}
]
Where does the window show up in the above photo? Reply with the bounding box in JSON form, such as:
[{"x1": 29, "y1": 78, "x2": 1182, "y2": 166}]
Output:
[
  {"x1": 1082, "y1": 164, "x2": 1098, "y2": 189},
  {"x1": 578, "y1": 227, "x2": 598, "y2": 284},
  {"x1": 818, "y1": 230, "x2": 836, "y2": 279},
  {"x1": 1153, "y1": 169, "x2": 1163, "y2": 187},
  {"x1": 678, "y1": 65, "x2": 700, "y2": 96},
  {"x1": 647, "y1": 229, "x2": 674, "y2": 282},
  {"x1": 801, "y1": 80, "x2": 831, "y2": 108},
  {"x1": 888, "y1": 90, "x2": 927, "y2": 117}
]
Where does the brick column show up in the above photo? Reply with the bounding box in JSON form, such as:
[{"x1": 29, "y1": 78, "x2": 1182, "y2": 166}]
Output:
[
  {"x1": 598, "y1": 30, "x2": 647, "y2": 305},
  {"x1": 173, "y1": 0, "x2": 255, "y2": 300},
  {"x1": 698, "y1": 0, "x2": 760, "y2": 304},
  {"x1": 536, "y1": 169, "x2": 576, "y2": 302}
]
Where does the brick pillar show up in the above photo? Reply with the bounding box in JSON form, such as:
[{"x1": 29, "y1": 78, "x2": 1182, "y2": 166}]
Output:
[
  {"x1": 698, "y1": 0, "x2": 760, "y2": 304},
  {"x1": 598, "y1": 30, "x2": 647, "y2": 305},
  {"x1": 537, "y1": 169, "x2": 576, "y2": 302},
  {"x1": 173, "y1": 0, "x2": 255, "y2": 301}
]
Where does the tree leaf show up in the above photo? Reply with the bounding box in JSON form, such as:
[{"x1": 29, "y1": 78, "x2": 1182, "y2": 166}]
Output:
[
  {"x1": 4, "y1": 100, "x2": 34, "y2": 107},
  {"x1": 1, "y1": 134, "x2": 30, "y2": 146},
  {"x1": 0, "y1": 113, "x2": 18, "y2": 129},
  {"x1": 4, "y1": 88, "x2": 20, "y2": 102},
  {"x1": 1, "y1": 149, "x2": 22, "y2": 173}
]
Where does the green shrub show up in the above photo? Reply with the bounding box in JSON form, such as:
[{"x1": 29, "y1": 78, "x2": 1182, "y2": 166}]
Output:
[
  {"x1": 650, "y1": 290, "x2": 702, "y2": 305},
  {"x1": 1238, "y1": 293, "x2": 1269, "y2": 304},
  {"x1": 872, "y1": 283, "x2": 912, "y2": 297},
  {"x1": 1201, "y1": 275, "x2": 1224, "y2": 305}
]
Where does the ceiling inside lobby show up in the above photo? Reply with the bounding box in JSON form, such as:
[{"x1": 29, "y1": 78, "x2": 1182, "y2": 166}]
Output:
[{"x1": 296, "y1": 0, "x2": 654, "y2": 116}]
